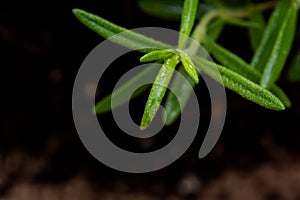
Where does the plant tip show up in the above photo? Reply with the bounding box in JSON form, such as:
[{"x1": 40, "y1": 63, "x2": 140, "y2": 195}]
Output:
[
  {"x1": 92, "y1": 106, "x2": 97, "y2": 115},
  {"x1": 140, "y1": 124, "x2": 148, "y2": 131},
  {"x1": 72, "y1": 8, "x2": 79, "y2": 14}
]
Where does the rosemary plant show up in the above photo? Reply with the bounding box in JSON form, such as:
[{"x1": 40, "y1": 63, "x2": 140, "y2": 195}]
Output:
[{"x1": 73, "y1": 0, "x2": 299, "y2": 129}]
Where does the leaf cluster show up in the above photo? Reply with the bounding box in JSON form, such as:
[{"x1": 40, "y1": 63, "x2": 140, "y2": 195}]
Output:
[{"x1": 73, "y1": 0, "x2": 299, "y2": 129}]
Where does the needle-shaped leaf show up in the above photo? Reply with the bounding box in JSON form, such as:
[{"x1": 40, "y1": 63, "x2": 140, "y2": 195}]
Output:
[
  {"x1": 179, "y1": 51, "x2": 199, "y2": 83},
  {"x1": 178, "y1": 0, "x2": 199, "y2": 48},
  {"x1": 260, "y1": 2, "x2": 298, "y2": 89},
  {"x1": 203, "y1": 38, "x2": 291, "y2": 108},
  {"x1": 164, "y1": 65, "x2": 195, "y2": 125},
  {"x1": 140, "y1": 49, "x2": 175, "y2": 62},
  {"x1": 72, "y1": 9, "x2": 172, "y2": 53},
  {"x1": 192, "y1": 56, "x2": 285, "y2": 110},
  {"x1": 250, "y1": 0, "x2": 291, "y2": 72},
  {"x1": 94, "y1": 65, "x2": 159, "y2": 114},
  {"x1": 141, "y1": 55, "x2": 180, "y2": 130},
  {"x1": 248, "y1": 11, "x2": 266, "y2": 51}
]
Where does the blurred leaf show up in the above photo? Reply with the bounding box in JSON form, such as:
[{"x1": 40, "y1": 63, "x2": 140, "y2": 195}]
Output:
[
  {"x1": 248, "y1": 11, "x2": 266, "y2": 51},
  {"x1": 204, "y1": 37, "x2": 260, "y2": 80},
  {"x1": 206, "y1": 18, "x2": 225, "y2": 41},
  {"x1": 72, "y1": 9, "x2": 172, "y2": 52},
  {"x1": 287, "y1": 49, "x2": 300, "y2": 82},
  {"x1": 94, "y1": 64, "x2": 159, "y2": 114},
  {"x1": 137, "y1": 0, "x2": 214, "y2": 20},
  {"x1": 250, "y1": 0, "x2": 291, "y2": 72},
  {"x1": 163, "y1": 65, "x2": 195, "y2": 125},
  {"x1": 206, "y1": 0, "x2": 251, "y2": 8},
  {"x1": 137, "y1": 0, "x2": 183, "y2": 20},
  {"x1": 260, "y1": 2, "x2": 298, "y2": 88}
]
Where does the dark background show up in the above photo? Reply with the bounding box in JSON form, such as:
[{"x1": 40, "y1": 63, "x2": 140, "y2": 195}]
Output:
[{"x1": 1, "y1": 0, "x2": 300, "y2": 199}]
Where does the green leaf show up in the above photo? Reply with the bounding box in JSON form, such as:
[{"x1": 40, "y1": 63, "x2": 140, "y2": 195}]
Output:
[
  {"x1": 140, "y1": 49, "x2": 175, "y2": 62},
  {"x1": 248, "y1": 11, "x2": 266, "y2": 51},
  {"x1": 179, "y1": 51, "x2": 199, "y2": 83},
  {"x1": 94, "y1": 65, "x2": 158, "y2": 114},
  {"x1": 72, "y1": 9, "x2": 172, "y2": 53},
  {"x1": 260, "y1": 2, "x2": 298, "y2": 89},
  {"x1": 178, "y1": 0, "x2": 199, "y2": 48},
  {"x1": 164, "y1": 65, "x2": 195, "y2": 125},
  {"x1": 141, "y1": 55, "x2": 180, "y2": 130},
  {"x1": 287, "y1": 49, "x2": 300, "y2": 82},
  {"x1": 203, "y1": 38, "x2": 291, "y2": 108},
  {"x1": 192, "y1": 56, "x2": 285, "y2": 110},
  {"x1": 206, "y1": 18, "x2": 225, "y2": 41},
  {"x1": 250, "y1": 0, "x2": 292, "y2": 72},
  {"x1": 221, "y1": 17, "x2": 259, "y2": 28},
  {"x1": 137, "y1": 0, "x2": 214, "y2": 21},
  {"x1": 137, "y1": 0, "x2": 183, "y2": 20}
]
